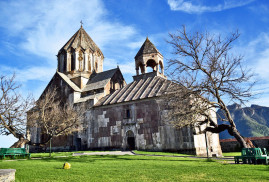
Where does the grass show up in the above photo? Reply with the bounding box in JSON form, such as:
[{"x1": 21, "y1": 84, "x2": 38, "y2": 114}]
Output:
[
  {"x1": 30, "y1": 151, "x2": 110, "y2": 158},
  {"x1": 133, "y1": 150, "x2": 193, "y2": 156},
  {"x1": 1, "y1": 154, "x2": 268, "y2": 181},
  {"x1": 31, "y1": 150, "x2": 193, "y2": 159},
  {"x1": 2, "y1": 150, "x2": 241, "y2": 159},
  {"x1": 222, "y1": 152, "x2": 241, "y2": 157}
]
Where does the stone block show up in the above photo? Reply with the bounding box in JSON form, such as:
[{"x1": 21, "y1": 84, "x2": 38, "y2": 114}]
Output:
[{"x1": 0, "y1": 169, "x2": 16, "y2": 182}]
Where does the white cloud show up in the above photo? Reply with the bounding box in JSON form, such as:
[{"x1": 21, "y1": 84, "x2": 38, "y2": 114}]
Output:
[
  {"x1": 0, "y1": 65, "x2": 55, "y2": 83},
  {"x1": 236, "y1": 33, "x2": 269, "y2": 106},
  {"x1": 104, "y1": 58, "x2": 135, "y2": 75},
  {"x1": 0, "y1": 0, "x2": 142, "y2": 93},
  {"x1": 0, "y1": 0, "x2": 139, "y2": 63},
  {"x1": 241, "y1": 33, "x2": 269, "y2": 79},
  {"x1": 167, "y1": 0, "x2": 255, "y2": 14}
]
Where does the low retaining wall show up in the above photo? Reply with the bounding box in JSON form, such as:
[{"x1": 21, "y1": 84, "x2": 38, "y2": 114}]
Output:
[
  {"x1": 220, "y1": 136, "x2": 269, "y2": 152},
  {"x1": 0, "y1": 169, "x2": 16, "y2": 182}
]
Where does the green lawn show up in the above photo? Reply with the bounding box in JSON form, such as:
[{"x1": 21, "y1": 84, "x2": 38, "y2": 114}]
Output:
[
  {"x1": 1, "y1": 155, "x2": 268, "y2": 181},
  {"x1": 222, "y1": 152, "x2": 241, "y2": 157},
  {"x1": 133, "y1": 150, "x2": 193, "y2": 156},
  {"x1": 30, "y1": 151, "x2": 241, "y2": 158},
  {"x1": 30, "y1": 151, "x2": 111, "y2": 158}
]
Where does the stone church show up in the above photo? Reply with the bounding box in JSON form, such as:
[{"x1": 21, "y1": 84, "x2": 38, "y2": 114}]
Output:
[{"x1": 29, "y1": 25, "x2": 222, "y2": 156}]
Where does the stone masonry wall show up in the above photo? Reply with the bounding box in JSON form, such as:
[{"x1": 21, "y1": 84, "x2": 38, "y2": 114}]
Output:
[
  {"x1": 89, "y1": 99, "x2": 196, "y2": 153},
  {"x1": 220, "y1": 136, "x2": 269, "y2": 152}
]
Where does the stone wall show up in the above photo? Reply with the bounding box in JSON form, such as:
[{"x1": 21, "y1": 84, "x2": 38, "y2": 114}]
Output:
[
  {"x1": 89, "y1": 99, "x2": 196, "y2": 153},
  {"x1": 220, "y1": 136, "x2": 269, "y2": 152}
]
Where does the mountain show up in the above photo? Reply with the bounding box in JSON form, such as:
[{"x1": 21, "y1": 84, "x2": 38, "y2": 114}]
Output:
[{"x1": 217, "y1": 104, "x2": 269, "y2": 139}]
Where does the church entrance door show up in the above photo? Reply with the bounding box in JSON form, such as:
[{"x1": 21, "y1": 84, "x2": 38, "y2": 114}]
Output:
[{"x1": 126, "y1": 130, "x2": 135, "y2": 150}]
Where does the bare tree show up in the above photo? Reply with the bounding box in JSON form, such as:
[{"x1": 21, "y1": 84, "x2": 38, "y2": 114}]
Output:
[
  {"x1": 0, "y1": 74, "x2": 84, "y2": 148},
  {"x1": 166, "y1": 26, "x2": 255, "y2": 148},
  {"x1": 27, "y1": 87, "x2": 85, "y2": 147},
  {"x1": 0, "y1": 74, "x2": 34, "y2": 148}
]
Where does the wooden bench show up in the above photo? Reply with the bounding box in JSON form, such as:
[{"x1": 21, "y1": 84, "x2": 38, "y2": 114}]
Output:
[
  {"x1": 234, "y1": 148, "x2": 268, "y2": 165},
  {"x1": 0, "y1": 148, "x2": 31, "y2": 159}
]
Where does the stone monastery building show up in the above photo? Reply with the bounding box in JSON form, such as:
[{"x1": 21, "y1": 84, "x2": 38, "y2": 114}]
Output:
[{"x1": 30, "y1": 25, "x2": 222, "y2": 156}]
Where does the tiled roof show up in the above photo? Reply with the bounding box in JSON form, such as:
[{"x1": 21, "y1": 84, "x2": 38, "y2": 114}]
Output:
[
  {"x1": 59, "y1": 26, "x2": 103, "y2": 56},
  {"x1": 135, "y1": 37, "x2": 161, "y2": 59},
  {"x1": 82, "y1": 68, "x2": 119, "y2": 92},
  {"x1": 95, "y1": 73, "x2": 171, "y2": 106}
]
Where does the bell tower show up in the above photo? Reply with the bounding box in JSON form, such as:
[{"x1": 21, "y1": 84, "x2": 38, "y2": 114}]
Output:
[
  {"x1": 57, "y1": 25, "x2": 104, "y2": 88},
  {"x1": 134, "y1": 37, "x2": 164, "y2": 76}
]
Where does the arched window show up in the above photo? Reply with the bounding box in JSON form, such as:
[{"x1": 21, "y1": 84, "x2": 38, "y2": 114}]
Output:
[
  {"x1": 146, "y1": 59, "x2": 157, "y2": 72},
  {"x1": 115, "y1": 82, "x2": 120, "y2": 90},
  {"x1": 137, "y1": 62, "x2": 145, "y2": 74},
  {"x1": 95, "y1": 62, "x2": 98, "y2": 72},
  {"x1": 159, "y1": 61, "x2": 163, "y2": 74},
  {"x1": 63, "y1": 54, "x2": 66, "y2": 72},
  {"x1": 71, "y1": 53, "x2": 75, "y2": 71}
]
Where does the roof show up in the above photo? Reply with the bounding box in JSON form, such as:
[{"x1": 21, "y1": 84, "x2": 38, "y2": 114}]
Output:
[
  {"x1": 76, "y1": 93, "x2": 104, "y2": 103},
  {"x1": 82, "y1": 68, "x2": 119, "y2": 92},
  {"x1": 57, "y1": 71, "x2": 82, "y2": 92},
  {"x1": 59, "y1": 26, "x2": 103, "y2": 56},
  {"x1": 135, "y1": 37, "x2": 161, "y2": 59},
  {"x1": 95, "y1": 74, "x2": 172, "y2": 106},
  {"x1": 220, "y1": 136, "x2": 269, "y2": 142}
]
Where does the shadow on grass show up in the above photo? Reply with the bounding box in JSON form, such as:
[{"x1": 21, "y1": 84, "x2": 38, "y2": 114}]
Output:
[
  {"x1": 39, "y1": 155, "x2": 201, "y2": 164},
  {"x1": 204, "y1": 158, "x2": 216, "y2": 162}
]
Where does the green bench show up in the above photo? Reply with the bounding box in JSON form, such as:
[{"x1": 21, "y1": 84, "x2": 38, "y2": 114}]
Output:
[
  {"x1": 0, "y1": 148, "x2": 31, "y2": 159},
  {"x1": 234, "y1": 148, "x2": 268, "y2": 165}
]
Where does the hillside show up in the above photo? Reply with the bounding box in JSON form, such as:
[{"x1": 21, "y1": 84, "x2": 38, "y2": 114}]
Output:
[{"x1": 218, "y1": 104, "x2": 269, "y2": 139}]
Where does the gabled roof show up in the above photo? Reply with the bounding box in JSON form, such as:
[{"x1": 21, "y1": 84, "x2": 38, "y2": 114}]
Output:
[
  {"x1": 57, "y1": 71, "x2": 82, "y2": 92},
  {"x1": 82, "y1": 68, "x2": 119, "y2": 92},
  {"x1": 95, "y1": 74, "x2": 172, "y2": 106},
  {"x1": 135, "y1": 37, "x2": 161, "y2": 59},
  {"x1": 59, "y1": 26, "x2": 103, "y2": 56}
]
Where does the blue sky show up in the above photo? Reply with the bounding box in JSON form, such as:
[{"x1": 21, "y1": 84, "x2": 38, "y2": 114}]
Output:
[{"x1": 0, "y1": 0, "x2": 269, "y2": 147}]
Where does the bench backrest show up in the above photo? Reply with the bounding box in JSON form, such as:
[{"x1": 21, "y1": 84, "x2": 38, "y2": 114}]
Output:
[
  {"x1": 0, "y1": 148, "x2": 28, "y2": 154},
  {"x1": 241, "y1": 148, "x2": 265, "y2": 157},
  {"x1": 261, "y1": 148, "x2": 268, "y2": 156}
]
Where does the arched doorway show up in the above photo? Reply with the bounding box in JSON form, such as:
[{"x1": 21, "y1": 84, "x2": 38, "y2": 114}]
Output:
[{"x1": 126, "y1": 130, "x2": 135, "y2": 150}]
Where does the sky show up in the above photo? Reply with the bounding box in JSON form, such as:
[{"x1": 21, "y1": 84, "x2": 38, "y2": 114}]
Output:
[{"x1": 0, "y1": 0, "x2": 269, "y2": 147}]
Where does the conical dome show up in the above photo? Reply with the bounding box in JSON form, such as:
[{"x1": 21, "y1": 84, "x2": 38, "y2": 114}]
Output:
[
  {"x1": 135, "y1": 37, "x2": 162, "y2": 59},
  {"x1": 59, "y1": 26, "x2": 103, "y2": 57}
]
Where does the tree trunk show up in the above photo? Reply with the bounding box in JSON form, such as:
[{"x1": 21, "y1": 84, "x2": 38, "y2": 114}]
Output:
[
  {"x1": 230, "y1": 127, "x2": 248, "y2": 148},
  {"x1": 198, "y1": 120, "x2": 249, "y2": 148},
  {"x1": 10, "y1": 137, "x2": 29, "y2": 148},
  {"x1": 9, "y1": 136, "x2": 50, "y2": 148}
]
